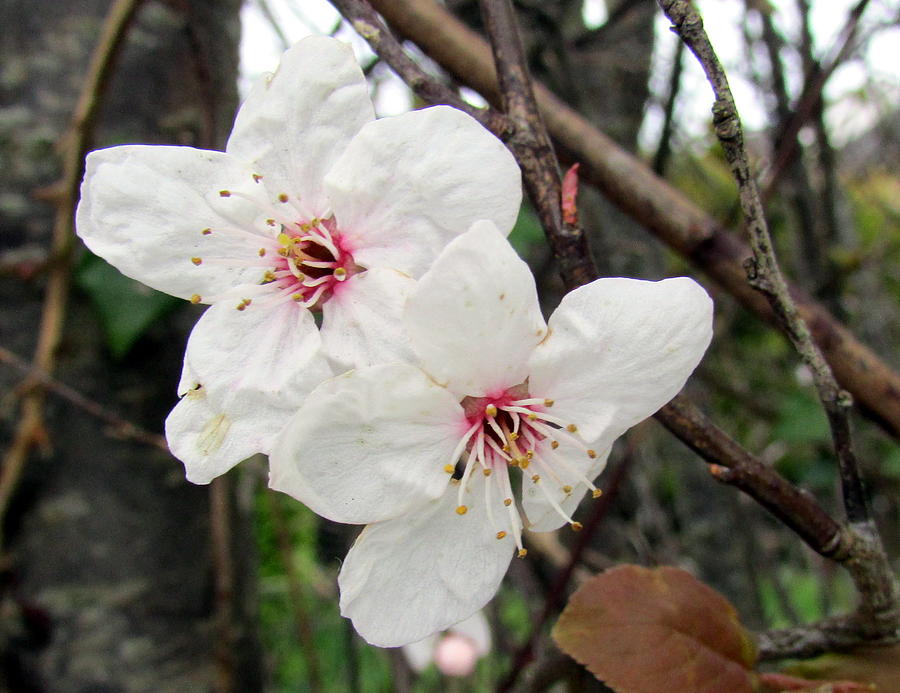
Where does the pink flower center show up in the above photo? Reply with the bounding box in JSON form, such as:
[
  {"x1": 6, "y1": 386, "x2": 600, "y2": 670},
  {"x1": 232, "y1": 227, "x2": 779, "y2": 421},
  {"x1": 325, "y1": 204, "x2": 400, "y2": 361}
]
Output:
[
  {"x1": 262, "y1": 215, "x2": 358, "y2": 310},
  {"x1": 449, "y1": 383, "x2": 602, "y2": 558}
]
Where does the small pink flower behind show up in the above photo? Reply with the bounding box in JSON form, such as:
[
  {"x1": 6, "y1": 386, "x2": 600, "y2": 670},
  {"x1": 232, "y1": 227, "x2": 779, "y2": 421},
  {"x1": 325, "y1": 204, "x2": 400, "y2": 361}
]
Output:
[
  {"x1": 403, "y1": 611, "x2": 491, "y2": 677},
  {"x1": 270, "y1": 221, "x2": 715, "y2": 647}
]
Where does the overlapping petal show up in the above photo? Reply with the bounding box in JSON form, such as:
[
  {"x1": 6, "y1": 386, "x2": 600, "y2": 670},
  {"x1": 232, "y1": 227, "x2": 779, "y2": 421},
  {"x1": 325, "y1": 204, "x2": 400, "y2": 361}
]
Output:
[
  {"x1": 404, "y1": 221, "x2": 546, "y2": 398},
  {"x1": 528, "y1": 277, "x2": 713, "y2": 443},
  {"x1": 320, "y1": 268, "x2": 416, "y2": 371},
  {"x1": 165, "y1": 387, "x2": 268, "y2": 484},
  {"x1": 227, "y1": 36, "x2": 374, "y2": 216},
  {"x1": 76, "y1": 145, "x2": 269, "y2": 301},
  {"x1": 339, "y1": 475, "x2": 514, "y2": 647},
  {"x1": 269, "y1": 363, "x2": 466, "y2": 524},
  {"x1": 183, "y1": 297, "x2": 331, "y2": 409},
  {"x1": 325, "y1": 107, "x2": 522, "y2": 278}
]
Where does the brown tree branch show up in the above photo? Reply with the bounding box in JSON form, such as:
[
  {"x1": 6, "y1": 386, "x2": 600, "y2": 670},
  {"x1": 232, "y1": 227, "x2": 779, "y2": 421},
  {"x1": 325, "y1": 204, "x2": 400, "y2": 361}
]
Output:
[
  {"x1": 365, "y1": 0, "x2": 900, "y2": 442},
  {"x1": 0, "y1": 0, "x2": 145, "y2": 545}
]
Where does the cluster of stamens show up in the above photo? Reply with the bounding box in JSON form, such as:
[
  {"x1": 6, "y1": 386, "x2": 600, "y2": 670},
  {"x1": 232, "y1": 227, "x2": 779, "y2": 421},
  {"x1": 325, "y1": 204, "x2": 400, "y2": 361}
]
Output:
[
  {"x1": 448, "y1": 387, "x2": 602, "y2": 559},
  {"x1": 186, "y1": 173, "x2": 355, "y2": 311}
]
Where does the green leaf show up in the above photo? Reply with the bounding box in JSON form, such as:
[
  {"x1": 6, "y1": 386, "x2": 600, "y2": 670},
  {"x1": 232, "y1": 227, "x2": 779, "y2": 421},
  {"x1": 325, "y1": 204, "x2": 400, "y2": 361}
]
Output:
[
  {"x1": 77, "y1": 254, "x2": 181, "y2": 358},
  {"x1": 552, "y1": 565, "x2": 758, "y2": 693}
]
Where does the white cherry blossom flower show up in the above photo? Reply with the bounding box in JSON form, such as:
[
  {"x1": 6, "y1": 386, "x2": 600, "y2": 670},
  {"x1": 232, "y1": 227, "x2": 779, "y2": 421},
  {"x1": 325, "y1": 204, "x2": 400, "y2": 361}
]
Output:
[
  {"x1": 74, "y1": 37, "x2": 521, "y2": 483},
  {"x1": 269, "y1": 221, "x2": 715, "y2": 646}
]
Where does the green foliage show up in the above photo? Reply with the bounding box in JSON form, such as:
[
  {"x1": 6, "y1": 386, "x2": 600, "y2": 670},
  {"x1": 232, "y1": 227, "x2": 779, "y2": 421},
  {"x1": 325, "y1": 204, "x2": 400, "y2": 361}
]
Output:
[
  {"x1": 76, "y1": 253, "x2": 181, "y2": 358},
  {"x1": 507, "y1": 203, "x2": 545, "y2": 256}
]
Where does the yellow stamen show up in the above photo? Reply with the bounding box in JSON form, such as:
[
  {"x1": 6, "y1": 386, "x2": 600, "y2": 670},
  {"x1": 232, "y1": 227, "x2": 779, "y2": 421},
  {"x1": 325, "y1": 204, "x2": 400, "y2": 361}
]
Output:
[
  {"x1": 191, "y1": 257, "x2": 202, "y2": 265},
  {"x1": 571, "y1": 522, "x2": 583, "y2": 532},
  {"x1": 483, "y1": 468, "x2": 492, "y2": 477},
  {"x1": 236, "y1": 298, "x2": 252, "y2": 311},
  {"x1": 592, "y1": 489, "x2": 603, "y2": 499},
  {"x1": 550, "y1": 440, "x2": 559, "y2": 450},
  {"x1": 562, "y1": 485, "x2": 573, "y2": 494},
  {"x1": 190, "y1": 294, "x2": 201, "y2": 304},
  {"x1": 496, "y1": 531, "x2": 507, "y2": 540},
  {"x1": 517, "y1": 549, "x2": 528, "y2": 559},
  {"x1": 258, "y1": 248, "x2": 266, "y2": 257},
  {"x1": 587, "y1": 449, "x2": 597, "y2": 458},
  {"x1": 252, "y1": 173, "x2": 263, "y2": 183},
  {"x1": 218, "y1": 190, "x2": 231, "y2": 197},
  {"x1": 444, "y1": 464, "x2": 455, "y2": 474},
  {"x1": 566, "y1": 424, "x2": 578, "y2": 433},
  {"x1": 485, "y1": 404, "x2": 497, "y2": 417},
  {"x1": 201, "y1": 228, "x2": 212, "y2": 235},
  {"x1": 278, "y1": 193, "x2": 289, "y2": 203},
  {"x1": 531, "y1": 474, "x2": 540, "y2": 483},
  {"x1": 544, "y1": 398, "x2": 554, "y2": 406},
  {"x1": 503, "y1": 498, "x2": 512, "y2": 507},
  {"x1": 455, "y1": 505, "x2": 468, "y2": 516}
]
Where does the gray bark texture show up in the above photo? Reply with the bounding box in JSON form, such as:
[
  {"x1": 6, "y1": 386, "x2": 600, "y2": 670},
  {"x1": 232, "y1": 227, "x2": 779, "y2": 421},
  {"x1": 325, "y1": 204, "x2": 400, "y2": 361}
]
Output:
[{"x1": 0, "y1": 1, "x2": 262, "y2": 691}]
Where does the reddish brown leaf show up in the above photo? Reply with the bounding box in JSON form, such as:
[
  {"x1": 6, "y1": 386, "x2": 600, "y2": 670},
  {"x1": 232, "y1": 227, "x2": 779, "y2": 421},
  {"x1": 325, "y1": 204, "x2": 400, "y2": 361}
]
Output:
[
  {"x1": 552, "y1": 565, "x2": 757, "y2": 693},
  {"x1": 561, "y1": 162, "x2": 580, "y2": 225}
]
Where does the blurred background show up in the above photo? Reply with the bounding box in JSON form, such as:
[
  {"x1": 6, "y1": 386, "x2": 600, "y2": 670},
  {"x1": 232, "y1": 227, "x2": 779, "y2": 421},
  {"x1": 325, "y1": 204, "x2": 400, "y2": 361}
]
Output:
[{"x1": 0, "y1": 0, "x2": 897, "y2": 690}]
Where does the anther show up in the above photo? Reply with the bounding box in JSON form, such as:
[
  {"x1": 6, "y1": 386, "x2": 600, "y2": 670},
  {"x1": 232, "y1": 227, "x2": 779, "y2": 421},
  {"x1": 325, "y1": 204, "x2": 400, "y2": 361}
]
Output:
[
  {"x1": 566, "y1": 424, "x2": 578, "y2": 433},
  {"x1": 544, "y1": 398, "x2": 554, "y2": 406},
  {"x1": 562, "y1": 485, "x2": 573, "y2": 494},
  {"x1": 571, "y1": 522, "x2": 584, "y2": 532},
  {"x1": 587, "y1": 449, "x2": 597, "y2": 459},
  {"x1": 485, "y1": 404, "x2": 497, "y2": 417},
  {"x1": 455, "y1": 505, "x2": 468, "y2": 516},
  {"x1": 266, "y1": 218, "x2": 277, "y2": 227},
  {"x1": 190, "y1": 294, "x2": 201, "y2": 304},
  {"x1": 592, "y1": 489, "x2": 603, "y2": 499},
  {"x1": 444, "y1": 464, "x2": 455, "y2": 474},
  {"x1": 496, "y1": 531, "x2": 507, "y2": 540},
  {"x1": 262, "y1": 270, "x2": 276, "y2": 282},
  {"x1": 292, "y1": 293, "x2": 304, "y2": 302},
  {"x1": 503, "y1": 498, "x2": 512, "y2": 507},
  {"x1": 550, "y1": 440, "x2": 559, "y2": 450},
  {"x1": 236, "y1": 298, "x2": 252, "y2": 311},
  {"x1": 334, "y1": 267, "x2": 347, "y2": 281},
  {"x1": 201, "y1": 228, "x2": 212, "y2": 235},
  {"x1": 531, "y1": 474, "x2": 540, "y2": 483},
  {"x1": 258, "y1": 248, "x2": 266, "y2": 257},
  {"x1": 508, "y1": 432, "x2": 519, "y2": 441},
  {"x1": 517, "y1": 549, "x2": 528, "y2": 559},
  {"x1": 527, "y1": 413, "x2": 537, "y2": 420},
  {"x1": 191, "y1": 257, "x2": 202, "y2": 265},
  {"x1": 219, "y1": 190, "x2": 231, "y2": 197},
  {"x1": 278, "y1": 193, "x2": 289, "y2": 203},
  {"x1": 252, "y1": 173, "x2": 263, "y2": 183},
  {"x1": 518, "y1": 458, "x2": 530, "y2": 469},
  {"x1": 483, "y1": 468, "x2": 492, "y2": 477}
]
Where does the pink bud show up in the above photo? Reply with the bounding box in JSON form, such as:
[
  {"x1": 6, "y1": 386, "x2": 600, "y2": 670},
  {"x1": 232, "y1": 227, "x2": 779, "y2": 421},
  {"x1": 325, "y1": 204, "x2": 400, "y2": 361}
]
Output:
[{"x1": 433, "y1": 633, "x2": 479, "y2": 677}]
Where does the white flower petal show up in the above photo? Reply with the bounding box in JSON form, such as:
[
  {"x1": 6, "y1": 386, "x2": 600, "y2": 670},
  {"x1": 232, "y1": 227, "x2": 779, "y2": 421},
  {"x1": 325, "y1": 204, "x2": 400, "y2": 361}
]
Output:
[
  {"x1": 522, "y1": 436, "x2": 611, "y2": 532},
  {"x1": 184, "y1": 297, "x2": 332, "y2": 410},
  {"x1": 528, "y1": 277, "x2": 714, "y2": 442},
  {"x1": 76, "y1": 145, "x2": 271, "y2": 301},
  {"x1": 165, "y1": 387, "x2": 266, "y2": 484},
  {"x1": 325, "y1": 106, "x2": 522, "y2": 278},
  {"x1": 269, "y1": 363, "x2": 465, "y2": 524},
  {"x1": 320, "y1": 267, "x2": 416, "y2": 371},
  {"x1": 227, "y1": 36, "x2": 374, "y2": 215},
  {"x1": 404, "y1": 221, "x2": 546, "y2": 397},
  {"x1": 339, "y1": 475, "x2": 514, "y2": 647}
]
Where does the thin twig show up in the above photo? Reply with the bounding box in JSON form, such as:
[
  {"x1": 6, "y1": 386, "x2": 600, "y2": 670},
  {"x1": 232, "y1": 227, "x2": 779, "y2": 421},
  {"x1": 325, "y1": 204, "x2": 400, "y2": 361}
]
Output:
[
  {"x1": 0, "y1": 0, "x2": 145, "y2": 544},
  {"x1": 760, "y1": 0, "x2": 871, "y2": 202},
  {"x1": 264, "y1": 490, "x2": 324, "y2": 693},
  {"x1": 210, "y1": 477, "x2": 236, "y2": 693},
  {"x1": 479, "y1": 0, "x2": 598, "y2": 291},
  {"x1": 657, "y1": 0, "x2": 867, "y2": 525},
  {"x1": 652, "y1": 38, "x2": 684, "y2": 176},
  {"x1": 0, "y1": 345, "x2": 168, "y2": 452}
]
